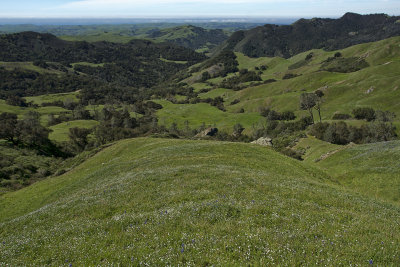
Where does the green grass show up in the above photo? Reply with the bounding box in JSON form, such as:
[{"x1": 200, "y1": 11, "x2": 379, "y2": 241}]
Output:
[
  {"x1": 197, "y1": 88, "x2": 234, "y2": 99},
  {"x1": 191, "y1": 82, "x2": 213, "y2": 92},
  {"x1": 294, "y1": 135, "x2": 342, "y2": 163},
  {"x1": 154, "y1": 100, "x2": 263, "y2": 134},
  {"x1": 0, "y1": 100, "x2": 28, "y2": 116},
  {"x1": 0, "y1": 100, "x2": 72, "y2": 126},
  {"x1": 235, "y1": 52, "x2": 278, "y2": 70},
  {"x1": 316, "y1": 140, "x2": 400, "y2": 204},
  {"x1": 70, "y1": 62, "x2": 105, "y2": 68},
  {"x1": 25, "y1": 92, "x2": 79, "y2": 105},
  {"x1": 49, "y1": 120, "x2": 99, "y2": 142},
  {"x1": 1, "y1": 138, "x2": 399, "y2": 265},
  {"x1": 159, "y1": 58, "x2": 188, "y2": 64},
  {"x1": 0, "y1": 61, "x2": 63, "y2": 74}
]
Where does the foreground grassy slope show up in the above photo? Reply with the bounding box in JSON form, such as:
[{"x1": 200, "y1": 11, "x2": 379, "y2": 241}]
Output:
[
  {"x1": 317, "y1": 140, "x2": 400, "y2": 204},
  {"x1": 295, "y1": 137, "x2": 400, "y2": 204},
  {"x1": 1, "y1": 138, "x2": 399, "y2": 265}
]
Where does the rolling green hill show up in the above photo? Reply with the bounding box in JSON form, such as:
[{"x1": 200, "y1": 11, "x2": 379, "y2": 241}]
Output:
[
  {"x1": 60, "y1": 25, "x2": 228, "y2": 53},
  {"x1": 1, "y1": 137, "x2": 400, "y2": 265},
  {"x1": 0, "y1": 23, "x2": 266, "y2": 53},
  {"x1": 316, "y1": 140, "x2": 400, "y2": 203},
  {"x1": 178, "y1": 36, "x2": 400, "y2": 134},
  {"x1": 295, "y1": 137, "x2": 400, "y2": 203}
]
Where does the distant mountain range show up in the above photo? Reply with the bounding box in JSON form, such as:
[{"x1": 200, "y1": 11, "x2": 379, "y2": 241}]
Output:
[
  {"x1": 0, "y1": 18, "x2": 298, "y2": 25},
  {"x1": 218, "y1": 13, "x2": 400, "y2": 58}
]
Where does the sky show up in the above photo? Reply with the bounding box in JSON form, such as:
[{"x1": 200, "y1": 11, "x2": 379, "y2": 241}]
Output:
[{"x1": 0, "y1": 0, "x2": 399, "y2": 18}]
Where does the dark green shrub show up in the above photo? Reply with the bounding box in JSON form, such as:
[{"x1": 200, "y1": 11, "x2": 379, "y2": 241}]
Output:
[
  {"x1": 310, "y1": 122, "x2": 330, "y2": 140},
  {"x1": 283, "y1": 73, "x2": 300, "y2": 80},
  {"x1": 352, "y1": 107, "x2": 376, "y2": 121}
]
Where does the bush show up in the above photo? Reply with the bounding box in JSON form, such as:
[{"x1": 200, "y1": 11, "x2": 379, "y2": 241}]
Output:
[
  {"x1": 230, "y1": 99, "x2": 240, "y2": 105},
  {"x1": 201, "y1": 71, "x2": 211, "y2": 81},
  {"x1": 260, "y1": 108, "x2": 296, "y2": 121},
  {"x1": 352, "y1": 107, "x2": 376, "y2": 121},
  {"x1": 334, "y1": 52, "x2": 342, "y2": 58},
  {"x1": 263, "y1": 79, "x2": 277, "y2": 84},
  {"x1": 375, "y1": 110, "x2": 396, "y2": 122},
  {"x1": 321, "y1": 57, "x2": 369, "y2": 73},
  {"x1": 282, "y1": 73, "x2": 300, "y2": 80},
  {"x1": 310, "y1": 122, "x2": 330, "y2": 140},
  {"x1": 323, "y1": 121, "x2": 349, "y2": 145}
]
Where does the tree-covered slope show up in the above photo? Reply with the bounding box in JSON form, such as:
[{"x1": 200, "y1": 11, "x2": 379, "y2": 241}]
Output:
[
  {"x1": 218, "y1": 13, "x2": 400, "y2": 58},
  {"x1": 0, "y1": 32, "x2": 206, "y2": 95},
  {"x1": 1, "y1": 138, "x2": 400, "y2": 265},
  {"x1": 0, "y1": 31, "x2": 205, "y2": 63}
]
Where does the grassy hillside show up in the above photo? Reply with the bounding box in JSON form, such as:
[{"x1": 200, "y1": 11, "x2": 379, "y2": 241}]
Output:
[
  {"x1": 317, "y1": 140, "x2": 400, "y2": 203},
  {"x1": 49, "y1": 120, "x2": 99, "y2": 142},
  {"x1": 180, "y1": 36, "x2": 400, "y2": 133},
  {"x1": 1, "y1": 138, "x2": 400, "y2": 265},
  {"x1": 295, "y1": 137, "x2": 400, "y2": 204},
  {"x1": 154, "y1": 99, "x2": 262, "y2": 134}
]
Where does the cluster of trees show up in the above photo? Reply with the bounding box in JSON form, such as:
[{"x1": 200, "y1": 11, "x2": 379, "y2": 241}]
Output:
[
  {"x1": 310, "y1": 121, "x2": 397, "y2": 145},
  {"x1": 0, "y1": 68, "x2": 102, "y2": 99},
  {"x1": 0, "y1": 32, "x2": 206, "y2": 64},
  {"x1": 220, "y1": 69, "x2": 262, "y2": 90},
  {"x1": 0, "y1": 112, "x2": 67, "y2": 157},
  {"x1": 331, "y1": 108, "x2": 396, "y2": 122},
  {"x1": 352, "y1": 107, "x2": 395, "y2": 122},
  {"x1": 253, "y1": 116, "x2": 313, "y2": 139},
  {"x1": 197, "y1": 50, "x2": 239, "y2": 77},
  {"x1": 0, "y1": 32, "x2": 208, "y2": 105},
  {"x1": 260, "y1": 108, "x2": 296, "y2": 121},
  {"x1": 320, "y1": 56, "x2": 369, "y2": 73},
  {"x1": 0, "y1": 145, "x2": 58, "y2": 190}
]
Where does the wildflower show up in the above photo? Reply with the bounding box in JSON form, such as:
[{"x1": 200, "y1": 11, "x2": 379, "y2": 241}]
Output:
[
  {"x1": 369, "y1": 259, "x2": 373, "y2": 265},
  {"x1": 181, "y1": 243, "x2": 185, "y2": 253}
]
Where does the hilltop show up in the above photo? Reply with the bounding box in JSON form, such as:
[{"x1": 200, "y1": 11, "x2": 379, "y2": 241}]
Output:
[
  {"x1": 1, "y1": 138, "x2": 400, "y2": 265},
  {"x1": 217, "y1": 13, "x2": 400, "y2": 58}
]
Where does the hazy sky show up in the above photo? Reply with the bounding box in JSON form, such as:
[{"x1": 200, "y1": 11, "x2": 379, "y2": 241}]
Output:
[{"x1": 1, "y1": 0, "x2": 399, "y2": 18}]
